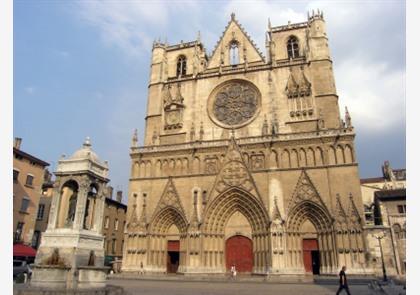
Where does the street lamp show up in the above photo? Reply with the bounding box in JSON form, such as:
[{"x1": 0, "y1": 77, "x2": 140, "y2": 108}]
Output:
[{"x1": 374, "y1": 233, "x2": 387, "y2": 282}]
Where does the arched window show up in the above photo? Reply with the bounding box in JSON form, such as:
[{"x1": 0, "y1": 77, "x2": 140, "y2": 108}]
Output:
[
  {"x1": 393, "y1": 223, "x2": 402, "y2": 239},
  {"x1": 229, "y1": 41, "x2": 239, "y2": 65},
  {"x1": 287, "y1": 36, "x2": 299, "y2": 59},
  {"x1": 176, "y1": 55, "x2": 187, "y2": 77}
]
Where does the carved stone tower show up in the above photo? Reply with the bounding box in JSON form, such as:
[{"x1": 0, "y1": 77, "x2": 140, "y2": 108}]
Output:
[
  {"x1": 123, "y1": 12, "x2": 370, "y2": 276},
  {"x1": 32, "y1": 137, "x2": 110, "y2": 288}
]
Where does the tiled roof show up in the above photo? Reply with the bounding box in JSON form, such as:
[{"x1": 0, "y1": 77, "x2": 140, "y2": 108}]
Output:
[
  {"x1": 374, "y1": 188, "x2": 406, "y2": 200},
  {"x1": 13, "y1": 148, "x2": 49, "y2": 167},
  {"x1": 360, "y1": 177, "x2": 385, "y2": 184}
]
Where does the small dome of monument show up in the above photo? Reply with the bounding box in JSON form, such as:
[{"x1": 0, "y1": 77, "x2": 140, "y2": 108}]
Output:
[{"x1": 70, "y1": 137, "x2": 101, "y2": 163}]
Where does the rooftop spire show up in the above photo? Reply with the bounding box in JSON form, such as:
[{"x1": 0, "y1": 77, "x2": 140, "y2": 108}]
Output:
[{"x1": 230, "y1": 12, "x2": 236, "y2": 21}]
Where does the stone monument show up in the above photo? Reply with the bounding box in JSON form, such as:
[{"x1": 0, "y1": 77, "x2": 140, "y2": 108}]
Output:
[{"x1": 25, "y1": 138, "x2": 123, "y2": 294}]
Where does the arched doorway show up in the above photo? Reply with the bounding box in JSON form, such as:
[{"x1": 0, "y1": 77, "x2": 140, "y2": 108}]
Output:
[
  {"x1": 225, "y1": 235, "x2": 253, "y2": 273},
  {"x1": 286, "y1": 201, "x2": 336, "y2": 274},
  {"x1": 202, "y1": 187, "x2": 269, "y2": 274},
  {"x1": 149, "y1": 207, "x2": 188, "y2": 273}
]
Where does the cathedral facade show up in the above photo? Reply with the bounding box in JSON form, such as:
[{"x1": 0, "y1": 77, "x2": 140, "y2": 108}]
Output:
[{"x1": 121, "y1": 12, "x2": 370, "y2": 276}]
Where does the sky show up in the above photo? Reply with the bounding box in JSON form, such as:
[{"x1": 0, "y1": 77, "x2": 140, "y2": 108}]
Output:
[{"x1": 14, "y1": 0, "x2": 406, "y2": 203}]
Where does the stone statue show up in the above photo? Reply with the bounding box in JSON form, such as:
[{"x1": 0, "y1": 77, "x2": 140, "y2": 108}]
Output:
[
  {"x1": 199, "y1": 122, "x2": 204, "y2": 140},
  {"x1": 66, "y1": 192, "x2": 77, "y2": 226},
  {"x1": 317, "y1": 110, "x2": 325, "y2": 130},
  {"x1": 262, "y1": 116, "x2": 269, "y2": 135},
  {"x1": 87, "y1": 251, "x2": 96, "y2": 266},
  {"x1": 345, "y1": 106, "x2": 352, "y2": 128},
  {"x1": 131, "y1": 129, "x2": 138, "y2": 147},
  {"x1": 190, "y1": 123, "x2": 195, "y2": 141}
]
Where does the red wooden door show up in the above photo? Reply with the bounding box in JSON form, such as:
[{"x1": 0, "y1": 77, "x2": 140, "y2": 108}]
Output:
[
  {"x1": 225, "y1": 235, "x2": 253, "y2": 273},
  {"x1": 302, "y1": 239, "x2": 318, "y2": 273},
  {"x1": 167, "y1": 241, "x2": 180, "y2": 273}
]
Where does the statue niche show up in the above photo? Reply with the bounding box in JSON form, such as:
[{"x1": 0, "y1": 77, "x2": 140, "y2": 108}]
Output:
[
  {"x1": 57, "y1": 180, "x2": 79, "y2": 228},
  {"x1": 163, "y1": 83, "x2": 185, "y2": 130}
]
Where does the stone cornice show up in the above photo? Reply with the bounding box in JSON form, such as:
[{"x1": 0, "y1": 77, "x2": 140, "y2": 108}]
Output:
[
  {"x1": 129, "y1": 163, "x2": 359, "y2": 181},
  {"x1": 130, "y1": 128, "x2": 355, "y2": 156},
  {"x1": 148, "y1": 57, "x2": 309, "y2": 87}
]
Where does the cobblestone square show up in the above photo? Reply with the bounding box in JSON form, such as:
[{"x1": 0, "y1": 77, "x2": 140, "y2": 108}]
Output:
[{"x1": 108, "y1": 279, "x2": 374, "y2": 295}]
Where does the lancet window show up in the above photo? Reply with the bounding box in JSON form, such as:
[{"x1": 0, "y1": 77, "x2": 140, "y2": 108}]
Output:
[{"x1": 287, "y1": 36, "x2": 299, "y2": 59}]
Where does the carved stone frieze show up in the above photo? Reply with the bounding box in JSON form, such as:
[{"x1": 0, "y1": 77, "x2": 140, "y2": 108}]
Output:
[{"x1": 250, "y1": 154, "x2": 265, "y2": 170}]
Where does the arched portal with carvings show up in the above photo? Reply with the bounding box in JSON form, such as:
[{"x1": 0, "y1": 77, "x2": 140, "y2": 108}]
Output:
[
  {"x1": 202, "y1": 187, "x2": 270, "y2": 274},
  {"x1": 286, "y1": 200, "x2": 336, "y2": 274},
  {"x1": 148, "y1": 206, "x2": 188, "y2": 273}
]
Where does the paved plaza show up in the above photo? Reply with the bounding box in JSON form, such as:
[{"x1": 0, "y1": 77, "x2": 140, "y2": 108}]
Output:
[{"x1": 107, "y1": 278, "x2": 388, "y2": 295}]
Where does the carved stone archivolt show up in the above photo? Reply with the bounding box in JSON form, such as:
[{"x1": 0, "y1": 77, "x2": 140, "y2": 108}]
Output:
[{"x1": 208, "y1": 79, "x2": 261, "y2": 129}]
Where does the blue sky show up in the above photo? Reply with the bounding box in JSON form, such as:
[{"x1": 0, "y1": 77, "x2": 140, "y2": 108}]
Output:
[{"x1": 14, "y1": 1, "x2": 406, "y2": 202}]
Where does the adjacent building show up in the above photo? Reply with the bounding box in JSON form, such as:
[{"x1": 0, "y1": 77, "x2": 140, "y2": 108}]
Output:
[
  {"x1": 122, "y1": 12, "x2": 370, "y2": 276},
  {"x1": 103, "y1": 189, "x2": 127, "y2": 263},
  {"x1": 361, "y1": 161, "x2": 406, "y2": 225},
  {"x1": 32, "y1": 170, "x2": 54, "y2": 249},
  {"x1": 13, "y1": 137, "x2": 49, "y2": 246},
  {"x1": 360, "y1": 162, "x2": 406, "y2": 277}
]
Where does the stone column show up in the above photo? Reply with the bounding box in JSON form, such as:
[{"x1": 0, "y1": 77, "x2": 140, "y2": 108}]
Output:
[
  {"x1": 73, "y1": 182, "x2": 89, "y2": 230},
  {"x1": 47, "y1": 181, "x2": 62, "y2": 230},
  {"x1": 93, "y1": 186, "x2": 106, "y2": 234}
]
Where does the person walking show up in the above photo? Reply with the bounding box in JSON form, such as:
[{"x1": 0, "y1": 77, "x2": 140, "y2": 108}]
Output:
[
  {"x1": 336, "y1": 266, "x2": 351, "y2": 295},
  {"x1": 140, "y1": 261, "x2": 145, "y2": 275},
  {"x1": 230, "y1": 265, "x2": 237, "y2": 280}
]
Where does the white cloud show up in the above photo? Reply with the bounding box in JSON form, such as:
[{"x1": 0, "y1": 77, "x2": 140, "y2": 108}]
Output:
[
  {"x1": 74, "y1": 1, "x2": 200, "y2": 57},
  {"x1": 336, "y1": 59, "x2": 405, "y2": 131},
  {"x1": 24, "y1": 86, "x2": 35, "y2": 94}
]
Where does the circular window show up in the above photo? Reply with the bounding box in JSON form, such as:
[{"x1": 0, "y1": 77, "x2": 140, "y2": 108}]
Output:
[{"x1": 208, "y1": 80, "x2": 261, "y2": 129}]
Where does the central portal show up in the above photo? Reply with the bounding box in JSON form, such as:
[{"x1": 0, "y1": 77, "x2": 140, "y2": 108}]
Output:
[{"x1": 225, "y1": 235, "x2": 253, "y2": 273}]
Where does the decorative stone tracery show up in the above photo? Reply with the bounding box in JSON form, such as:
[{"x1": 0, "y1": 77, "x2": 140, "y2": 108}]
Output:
[
  {"x1": 163, "y1": 83, "x2": 185, "y2": 130},
  {"x1": 208, "y1": 80, "x2": 261, "y2": 129}
]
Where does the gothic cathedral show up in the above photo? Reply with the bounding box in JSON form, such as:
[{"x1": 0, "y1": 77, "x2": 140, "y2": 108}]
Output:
[{"x1": 122, "y1": 12, "x2": 369, "y2": 276}]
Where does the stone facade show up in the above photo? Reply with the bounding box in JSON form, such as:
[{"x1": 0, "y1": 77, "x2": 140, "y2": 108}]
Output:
[
  {"x1": 13, "y1": 137, "x2": 50, "y2": 246},
  {"x1": 32, "y1": 171, "x2": 54, "y2": 249},
  {"x1": 122, "y1": 12, "x2": 371, "y2": 276},
  {"x1": 103, "y1": 190, "x2": 127, "y2": 260},
  {"x1": 363, "y1": 189, "x2": 406, "y2": 278}
]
